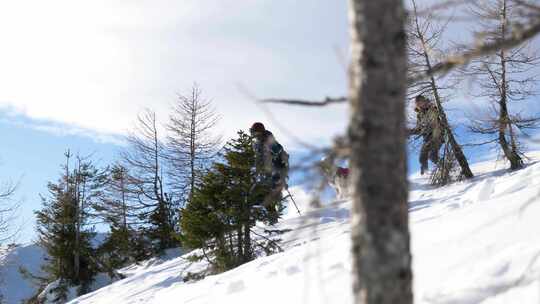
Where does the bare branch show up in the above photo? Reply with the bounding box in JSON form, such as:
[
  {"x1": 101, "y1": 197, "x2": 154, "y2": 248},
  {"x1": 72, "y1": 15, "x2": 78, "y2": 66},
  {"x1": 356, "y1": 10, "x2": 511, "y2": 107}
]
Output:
[
  {"x1": 260, "y1": 96, "x2": 347, "y2": 107},
  {"x1": 410, "y1": 17, "x2": 540, "y2": 83}
]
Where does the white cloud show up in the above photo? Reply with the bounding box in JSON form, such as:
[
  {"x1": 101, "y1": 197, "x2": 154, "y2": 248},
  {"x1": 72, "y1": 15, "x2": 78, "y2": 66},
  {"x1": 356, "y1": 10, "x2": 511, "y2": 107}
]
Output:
[
  {"x1": 0, "y1": 0, "x2": 349, "y2": 149},
  {"x1": 0, "y1": 105, "x2": 125, "y2": 145}
]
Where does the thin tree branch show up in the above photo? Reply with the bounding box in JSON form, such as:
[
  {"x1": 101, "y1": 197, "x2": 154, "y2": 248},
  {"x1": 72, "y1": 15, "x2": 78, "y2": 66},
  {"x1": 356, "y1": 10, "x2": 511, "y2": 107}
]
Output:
[
  {"x1": 260, "y1": 96, "x2": 347, "y2": 107},
  {"x1": 410, "y1": 17, "x2": 540, "y2": 83}
]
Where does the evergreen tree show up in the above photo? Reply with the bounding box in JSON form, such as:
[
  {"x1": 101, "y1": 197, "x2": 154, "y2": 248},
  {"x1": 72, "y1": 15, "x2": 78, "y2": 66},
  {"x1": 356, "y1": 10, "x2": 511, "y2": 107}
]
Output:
[
  {"x1": 181, "y1": 131, "x2": 285, "y2": 274},
  {"x1": 94, "y1": 164, "x2": 152, "y2": 270},
  {"x1": 35, "y1": 152, "x2": 106, "y2": 302}
]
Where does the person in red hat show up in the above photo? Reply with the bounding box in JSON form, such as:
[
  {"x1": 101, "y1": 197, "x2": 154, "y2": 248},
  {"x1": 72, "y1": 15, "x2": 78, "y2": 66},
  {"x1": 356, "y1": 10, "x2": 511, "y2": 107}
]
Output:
[{"x1": 249, "y1": 122, "x2": 289, "y2": 210}]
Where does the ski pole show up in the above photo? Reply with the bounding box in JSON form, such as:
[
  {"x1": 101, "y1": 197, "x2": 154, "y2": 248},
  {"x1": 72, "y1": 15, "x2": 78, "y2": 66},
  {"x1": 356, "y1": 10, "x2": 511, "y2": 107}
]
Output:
[{"x1": 286, "y1": 188, "x2": 301, "y2": 215}]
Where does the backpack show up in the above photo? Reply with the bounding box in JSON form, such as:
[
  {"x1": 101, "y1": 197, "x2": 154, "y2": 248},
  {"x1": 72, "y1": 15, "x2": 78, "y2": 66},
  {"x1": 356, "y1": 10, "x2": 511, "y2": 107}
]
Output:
[{"x1": 271, "y1": 142, "x2": 289, "y2": 180}]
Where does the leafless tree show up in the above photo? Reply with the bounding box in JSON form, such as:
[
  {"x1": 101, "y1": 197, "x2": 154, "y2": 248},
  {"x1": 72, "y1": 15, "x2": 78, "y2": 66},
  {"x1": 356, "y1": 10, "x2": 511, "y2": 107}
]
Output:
[
  {"x1": 407, "y1": 0, "x2": 474, "y2": 184},
  {"x1": 260, "y1": 1, "x2": 540, "y2": 304},
  {"x1": 166, "y1": 84, "x2": 221, "y2": 204},
  {"x1": 0, "y1": 178, "x2": 18, "y2": 301},
  {"x1": 122, "y1": 109, "x2": 178, "y2": 252},
  {"x1": 465, "y1": 0, "x2": 540, "y2": 170},
  {"x1": 0, "y1": 177, "x2": 19, "y2": 244}
]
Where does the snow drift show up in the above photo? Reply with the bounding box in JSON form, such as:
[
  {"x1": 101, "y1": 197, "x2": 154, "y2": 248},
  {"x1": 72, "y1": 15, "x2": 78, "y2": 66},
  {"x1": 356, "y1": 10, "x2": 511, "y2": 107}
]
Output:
[
  {"x1": 0, "y1": 243, "x2": 46, "y2": 304},
  {"x1": 4, "y1": 154, "x2": 540, "y2": 304}
]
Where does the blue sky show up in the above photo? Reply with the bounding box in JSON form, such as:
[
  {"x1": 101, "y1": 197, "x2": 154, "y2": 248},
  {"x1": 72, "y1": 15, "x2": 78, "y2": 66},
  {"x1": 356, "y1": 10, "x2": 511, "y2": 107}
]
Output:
[
  {"x1": 0, "y1": 113, "x2": 121, "y2": 243},
  {"x1": 1, "y1": 0, "x2": 539, "y2": 243},
  {"x1": 0, "y1": 0, "x2": 350, "y2": 243}
]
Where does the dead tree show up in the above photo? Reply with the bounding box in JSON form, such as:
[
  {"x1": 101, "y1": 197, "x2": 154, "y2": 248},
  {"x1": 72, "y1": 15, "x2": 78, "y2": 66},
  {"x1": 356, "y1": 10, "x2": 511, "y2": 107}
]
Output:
[
  {"x1": 122, "y1": 109, "x2": 178, "y2": 252},
  {"x1": 166, "y1": 84, "x2": 221, "y2": 204},
  {"x1": 348, "y1": 0, "x2": 413, "y2": 303},
  {"x1": 259, "y1": 2, "x2": 540, "y2": 303},
  {"x1": 465, "y1": 0, "x2": 540, "y2": 170},
  {"x1": 407, "y1": 0, "x2": 474, "y2": 184},
  {"x1": 0, "y1": 176, "x2": 19, "y2": 244}
]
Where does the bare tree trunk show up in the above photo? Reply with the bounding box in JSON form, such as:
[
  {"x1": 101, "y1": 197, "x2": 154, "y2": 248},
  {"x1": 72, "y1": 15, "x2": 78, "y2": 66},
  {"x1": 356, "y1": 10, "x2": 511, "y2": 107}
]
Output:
[
  {"x1": 236, "y1": 225, "x2": 243, "y2": 264},
  {"x1": 424, "y1": 54, "x2": 473, "y2": 178},
  {"x1": 498, "y1": 0, "x2": 523, "y2": 170},
  {"x1": 498, "y1": 93, "x2": 520, "y2": 169},
  {"x1": 243, "y1": 222, "x2": 251, "y2": 262},
  {"x1": 74, "y1": 161, "x2": 81, "y2": 283},
  {"x1": 61, "y1": 150, "x2": 71, "y2": 279},
  {"x1": 190, "y1": 88, "x2": 197, "y2": 203},
  {"x1": 409, "y1": 0, "x2": 473, "y2": 179},
  {"x1": 167, "y1": 84, "x2": 221, "y2": 205},
  {"x1": 120, "y1": 168, "x2": 127, "y2": 230},
  {"x1": 431, "y1": 87, "x2": 473, "y2": 178},
  {"x1": 348, "y1": 0, "x2": 413, "y2": 303}
]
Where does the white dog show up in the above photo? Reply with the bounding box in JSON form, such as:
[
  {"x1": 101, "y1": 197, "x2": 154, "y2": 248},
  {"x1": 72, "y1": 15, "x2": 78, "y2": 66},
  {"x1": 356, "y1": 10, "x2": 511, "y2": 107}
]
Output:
[{"x1": 319, "y1": 157, "x2": 351, "y2": 200}]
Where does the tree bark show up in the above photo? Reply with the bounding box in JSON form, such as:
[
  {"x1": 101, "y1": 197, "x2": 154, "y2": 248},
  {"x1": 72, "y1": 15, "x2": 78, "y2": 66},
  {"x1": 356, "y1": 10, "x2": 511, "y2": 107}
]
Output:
[
  {"x1": 424, "y1": 50, "x2": 473, "y2": 179},
  {"x1": 409, "y1": 0, "x2": 473, "y2": 179},
  {"x1": 431, "y1": 83, "x2": 473, "y2": 178},
  {"x1": 498, "y1": 0, "x2": 523, "y2": 170},
  {"x1": 348, "y1": 0, "x2": 413, "y2": 303}
]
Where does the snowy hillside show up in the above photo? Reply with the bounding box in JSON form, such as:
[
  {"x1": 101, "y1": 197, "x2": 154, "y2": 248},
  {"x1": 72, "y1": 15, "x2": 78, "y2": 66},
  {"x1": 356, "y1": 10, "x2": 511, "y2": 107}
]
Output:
[
  {"x1": 0, "y1": 233, "x2": 109, "y2": 304},
  {"x1": 0, "y1": 243, "x2": 46, "y2": 304},
  {"x1": 63, "y1": 153, "x2": 540, "y2": 304},
  {"x1": 3, "y1": 155, "x2": 540, "y2": 304}
]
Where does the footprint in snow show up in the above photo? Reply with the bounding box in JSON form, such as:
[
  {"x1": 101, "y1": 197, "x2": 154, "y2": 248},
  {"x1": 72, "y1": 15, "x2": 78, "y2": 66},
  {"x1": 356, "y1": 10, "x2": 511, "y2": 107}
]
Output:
[
  {"x1": 320, "y1": 217, "x2": 336, "y2": 224},
  {"x1": 286, "y1": 265, "x2": 301, "y2": 275},
  {"x1": 265, "y1": 270, "x2": 278, "y2": 278},
  {"x1": 329, "y1": 262, "x2": 345, "y2": 271},
  {"x1": 497, "y1": 178, "x2": 530, "y2": 198},
  {"x1": 477, "y1": 178, "x2": 495, "y2": 202},
  {"x1": 227, "y1": 280, "x2": 245, "y2": 294},
  {"x1": 447, "y1": 202, "x2": 461, "y2": 210},
  {"x1": 257, "y1": 261, "x2": 270, "y2": 269}
]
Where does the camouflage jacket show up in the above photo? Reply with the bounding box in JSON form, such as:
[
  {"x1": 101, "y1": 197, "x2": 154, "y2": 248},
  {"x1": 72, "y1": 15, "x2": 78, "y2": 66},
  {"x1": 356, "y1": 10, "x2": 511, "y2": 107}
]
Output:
[
  {"x1": 409, "y1": 104, "x2": 444, "y2": 140},
  {"x1": 253, "y1": 130, "x2": 289, "y2": 177}
]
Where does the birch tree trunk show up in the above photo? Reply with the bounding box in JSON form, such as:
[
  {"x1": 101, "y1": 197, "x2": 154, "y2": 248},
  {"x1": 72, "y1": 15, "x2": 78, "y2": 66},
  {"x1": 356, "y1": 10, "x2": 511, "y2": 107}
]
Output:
[{"x1": 348, "y1": 0, "x2": 413, "y2": 303}]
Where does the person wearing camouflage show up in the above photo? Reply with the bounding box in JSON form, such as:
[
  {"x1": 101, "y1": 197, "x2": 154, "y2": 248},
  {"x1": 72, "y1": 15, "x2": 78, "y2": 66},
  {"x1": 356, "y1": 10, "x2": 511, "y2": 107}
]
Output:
[
  {"x1": 409, "y1": 95, "x2": 444, "y2": 175},
  {"x1": 249, "y1": 122, "x2": 289, "y2": 208}
]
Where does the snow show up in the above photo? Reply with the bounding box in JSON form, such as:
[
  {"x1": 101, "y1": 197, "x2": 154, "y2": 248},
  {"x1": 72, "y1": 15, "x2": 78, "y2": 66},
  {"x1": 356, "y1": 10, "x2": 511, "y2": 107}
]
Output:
[
  {"x1": 5, "y1": 153, "x2": 540, "y2": 304},
  {"x1": 0, "y1": 243, "x2": 46, "y2": 304},
  {"x1": 410, "y1": 158, "x2": 540, "y2": 304},
  {"x1": 69, "y1": 197, "x2": 354, "y2": 304},
  {"x1": 0, "y1": 233, "x2": 109, "y2": 303}
]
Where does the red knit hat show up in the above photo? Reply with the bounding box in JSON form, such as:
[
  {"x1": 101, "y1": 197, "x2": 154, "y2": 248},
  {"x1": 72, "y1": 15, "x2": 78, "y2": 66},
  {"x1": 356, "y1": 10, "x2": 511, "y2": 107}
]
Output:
[
  {"x1": 250, "y1": 122, "x2": 265, "y2": 133},
  {"x1": 337, "y1": 167, "x2": 350, "y2": 177}
]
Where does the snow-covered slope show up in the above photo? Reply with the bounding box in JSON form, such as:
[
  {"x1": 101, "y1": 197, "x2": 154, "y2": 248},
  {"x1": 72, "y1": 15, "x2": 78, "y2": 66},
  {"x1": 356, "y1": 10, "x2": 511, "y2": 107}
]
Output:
[
  {"x1": 0, "y1": 243, "x2": 46, "y2": 303},
  {"x1": 0, "y1": 233, "x2": 111, "y2": 304},
  {"x1": 29, "y1": 155, "x2": 540, "y2": 303}
]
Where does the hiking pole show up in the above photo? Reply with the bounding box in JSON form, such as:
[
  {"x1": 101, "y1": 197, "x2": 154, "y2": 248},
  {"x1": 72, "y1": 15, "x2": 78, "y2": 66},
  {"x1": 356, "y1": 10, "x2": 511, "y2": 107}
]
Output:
[{"x1": 286, "y1": 188, "x2": 301, "y2": 215}]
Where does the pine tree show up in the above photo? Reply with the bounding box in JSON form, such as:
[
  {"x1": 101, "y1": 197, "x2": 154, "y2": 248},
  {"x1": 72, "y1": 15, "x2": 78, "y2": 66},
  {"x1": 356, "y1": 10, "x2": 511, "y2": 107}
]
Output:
[
  {"x1": 35, "y1": 152, "x2": 106, "y2": 301},
  {"x1": 94, "y1": 164, "x2": 152, "y2": 269},
  {"x1": 181, "y1": 131, "x2": 285, "y2": 274}
]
